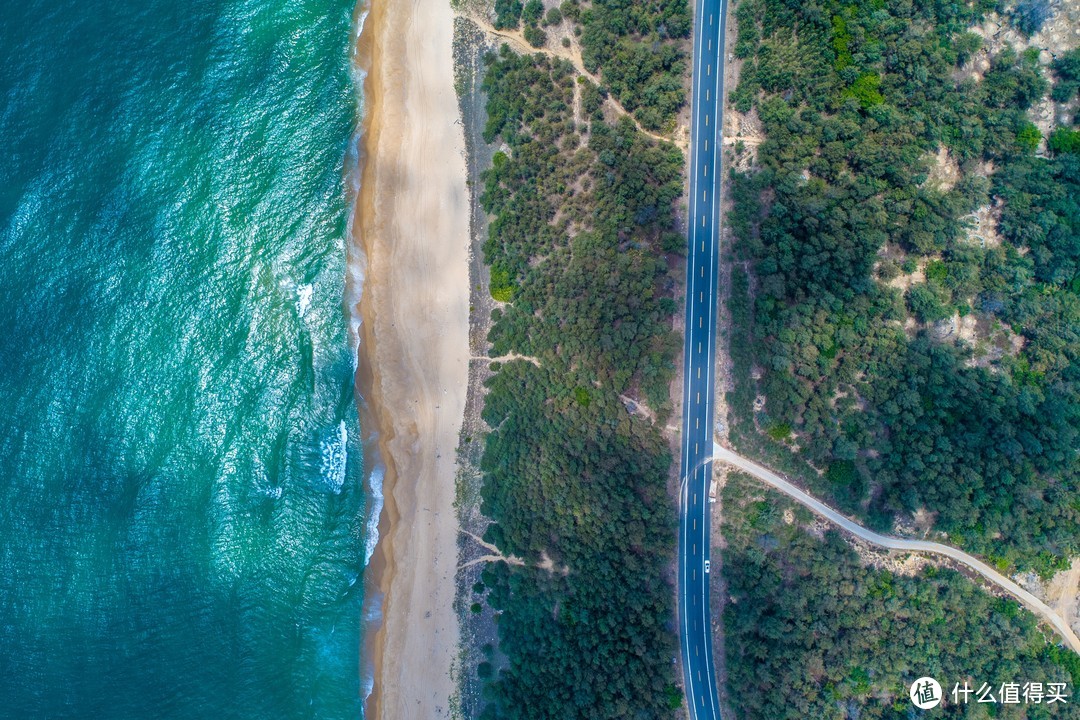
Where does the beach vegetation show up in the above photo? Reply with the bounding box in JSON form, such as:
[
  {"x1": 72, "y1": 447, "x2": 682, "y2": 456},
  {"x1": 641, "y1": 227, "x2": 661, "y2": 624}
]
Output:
[
  {"x1": 522, "y1": 25, "x2": 546, "y2": 48},
  {"x1": 489, "y1": 265, "x2": 517, "y2": 302},
  {"x1": 493, "y1": 0, "x2": 523, "y2": 30},
  {"x1": 1017, "y1": 120, "x2": 1042, "y2": 151},
  {"x1": 522, "y1": 0, "x2": 543, "y2": 24},
  {"x1": 472, "y1": 24, "x2": 686, "y2": 717},
  {"x1": 542, "y1": 0, "x2": 693, "y2": 130},
  {"x1": 1049, "y1": 127, "x2": 1080, "y2": 154},
  {"x1": 1010, "y1": 0, "x2": 1052, "y2": 36},
  {"x1": 765, "y1": 421, "x2": 792, "y2": 441},
  {"x1": 1052, "y1": 49, "x2": 1080, "y2": 102}
]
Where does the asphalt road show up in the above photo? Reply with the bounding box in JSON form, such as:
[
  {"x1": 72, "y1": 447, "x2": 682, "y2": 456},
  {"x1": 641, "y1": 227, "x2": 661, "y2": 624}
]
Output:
[
  {"x1": 677, "y1": 0, "x2": 727, "y2": 717},
  {"x1": 710, "y1": 444, "x2": 1080, "y2": 655}
]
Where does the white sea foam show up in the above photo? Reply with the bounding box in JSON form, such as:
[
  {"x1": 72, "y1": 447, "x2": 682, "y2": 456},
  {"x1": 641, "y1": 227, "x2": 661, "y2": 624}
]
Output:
[
  {"x1": 297, "y1": 282, "x2": 313, "y2": 318},
  {"x1": 320, "y1": 420, "x2": 348, "y2": 493},
  {"x1": 349, "y1": 6, "x2": 382, "y2": 710},
  {"x1": 360, "y1": 588, "x2": 382, "y2": 703},
  {"x1": 363, "y1": 461, "x2": 384, "y2": 565},
  {"x1": 344, "y1": 3, "x2": 369, "y2": 368}
]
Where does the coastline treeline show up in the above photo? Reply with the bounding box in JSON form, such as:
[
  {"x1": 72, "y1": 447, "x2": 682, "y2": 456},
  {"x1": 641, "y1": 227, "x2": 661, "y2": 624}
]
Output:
[
  {"x1": 468, "y1": 2, "x2": 690, "y2": 715},
  {"x1": 494, "y1": 0, "x2": 691, "y2": 130}
]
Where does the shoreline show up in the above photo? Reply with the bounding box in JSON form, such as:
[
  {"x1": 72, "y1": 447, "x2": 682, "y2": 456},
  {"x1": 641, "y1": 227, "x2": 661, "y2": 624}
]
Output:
[{"x1": 351, "y1": 0, "x2": 472, "y2": 717}]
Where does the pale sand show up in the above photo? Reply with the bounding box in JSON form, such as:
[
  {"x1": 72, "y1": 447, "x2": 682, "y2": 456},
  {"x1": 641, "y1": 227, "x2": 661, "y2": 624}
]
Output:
[{"x1": 353, "y1": 0, "x2": 470, "y2": 717}]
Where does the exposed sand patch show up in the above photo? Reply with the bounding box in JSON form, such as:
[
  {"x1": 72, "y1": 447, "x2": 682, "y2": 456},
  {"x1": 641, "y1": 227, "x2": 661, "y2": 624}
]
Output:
[
  {"x1": 1016, "y1": 560, "x2": 1080, "y2": 637},
  {"x1": 930, "y1": 312, "x2": 979, "y2": 343},
  {"x1": 968, "y1": 3, "x2": 1080, "y2": 64},
  {"x1": 884, "y1": 259, "x2": 926, "y2": 292},
  {"x1": 724, "y1": 104, "x2": 763, "y2": 171},
  {"x1": 1046, "y1": 560, "x2": 1080, "y2": 636},
  {"x1": 968, "y1": 3, "x2": 1080, "y2": 150},
  {"x1": 958, "y1": 314, "x2": 1027, "y2": 369},
  {"x1": 965, "y1": 198, "x2": 1004, "y2": 250},
  {"x1": 474, "y1": 352, "x2": 541, "y2": 367},
  {"x1": 855, "y1": 544, "x2": 934, "y2": 577},
  {"x1": 355, "y1": 0, "x2": 471, "y2": 716},
  {"x1": 925, "y1": 146, "x2": 960, "y2": 191},
  {"x1": 459, "y1": 11, "x2": 682, "y2": 146}
]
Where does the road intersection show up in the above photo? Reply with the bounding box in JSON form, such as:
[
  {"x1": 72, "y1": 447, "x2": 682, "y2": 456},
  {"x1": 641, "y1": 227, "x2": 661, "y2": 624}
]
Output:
[
  {"x1": 676, "y1": 0, "x2": 728, "y2": 716},
  {"x1": 674, "y1": 0, "x2": 1080, "y2": 714}
]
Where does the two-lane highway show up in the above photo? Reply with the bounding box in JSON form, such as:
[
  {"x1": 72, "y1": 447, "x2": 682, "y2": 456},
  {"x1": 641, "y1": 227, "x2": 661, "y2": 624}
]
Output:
[{"x1": 677, "y1": 0, "x2": 727, "y2": 717}]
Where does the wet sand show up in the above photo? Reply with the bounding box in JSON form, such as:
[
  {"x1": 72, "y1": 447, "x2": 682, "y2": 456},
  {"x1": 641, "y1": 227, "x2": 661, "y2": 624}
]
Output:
[{"x1": 352, "y1": 0, "x2": 470, "y2": 716}]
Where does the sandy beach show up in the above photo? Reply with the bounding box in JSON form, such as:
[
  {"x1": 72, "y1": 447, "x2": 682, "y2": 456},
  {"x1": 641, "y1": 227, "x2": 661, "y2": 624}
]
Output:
[{"x1": 353, "y1": 0, "x2": 471, "y2": 717}]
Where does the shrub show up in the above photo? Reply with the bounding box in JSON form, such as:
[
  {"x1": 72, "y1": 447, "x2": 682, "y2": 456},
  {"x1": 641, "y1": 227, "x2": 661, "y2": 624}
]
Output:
[
  {"x1": 1048, "y1": 127, "x2": 1080, "y2": 154},
  {"x1": 493, "y1": 0, "x2": 522, "y2": 30},
  {"x1": 1017, "y1": 121, "x2": 1042, "y2": 151},
  {"x1": 1011, "y1": 0, "x2": 1051, "y2": 36},
  {"x1": 906, "y1": 284, "x2": 951, "y2": 323},
  {"x1": 523, "y1": 25, "x2": 546, "y2": 48},
  {"x1": 522, "y1": 0, "x2": 543, "y2": 25}
]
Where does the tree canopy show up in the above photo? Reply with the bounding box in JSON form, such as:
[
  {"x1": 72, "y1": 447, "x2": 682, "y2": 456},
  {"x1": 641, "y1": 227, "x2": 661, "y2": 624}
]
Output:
[
  {"x1": 472, "y1": 34, "x2": 687, "y2": 719},
  {"x1": 727, "y1": 0, "x2": 1080, "y2": 574}
]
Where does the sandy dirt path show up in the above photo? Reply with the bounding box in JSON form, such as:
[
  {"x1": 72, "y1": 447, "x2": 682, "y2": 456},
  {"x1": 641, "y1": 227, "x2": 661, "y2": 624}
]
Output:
[
  {"x1": 354, "y1": 0, "x2": 470, "y2": 717},
  {"x1": 711, "y1": 444, "x2": 1080, "y2": 654}
]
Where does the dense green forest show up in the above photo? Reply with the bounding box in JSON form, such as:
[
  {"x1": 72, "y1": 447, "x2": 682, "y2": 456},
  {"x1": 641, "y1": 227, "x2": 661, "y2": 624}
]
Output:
[
  {"x1": 727, "y1": 0, "x2": 1080, "y2": 574},
  {"x1": 470, "y1": 16, "x2": 687, "y2": 717},
  {"x1": 493, "y1": 0, "x2": 690, "y2": 129},
  {"x1": 720, "y1": 472, "x2": 1080, "y2": 718}
]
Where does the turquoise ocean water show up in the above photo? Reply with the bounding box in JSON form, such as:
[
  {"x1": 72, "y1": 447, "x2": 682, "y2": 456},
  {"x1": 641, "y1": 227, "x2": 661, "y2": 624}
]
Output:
[{"x1": 0, "y1": 0, "x2": 367, "y2": 717}]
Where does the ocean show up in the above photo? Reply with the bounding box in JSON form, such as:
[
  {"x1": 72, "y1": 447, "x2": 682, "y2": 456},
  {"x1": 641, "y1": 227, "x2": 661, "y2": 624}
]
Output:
[{"x1": 0, "y1": 0, "x2": 367, "y2": 717}]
